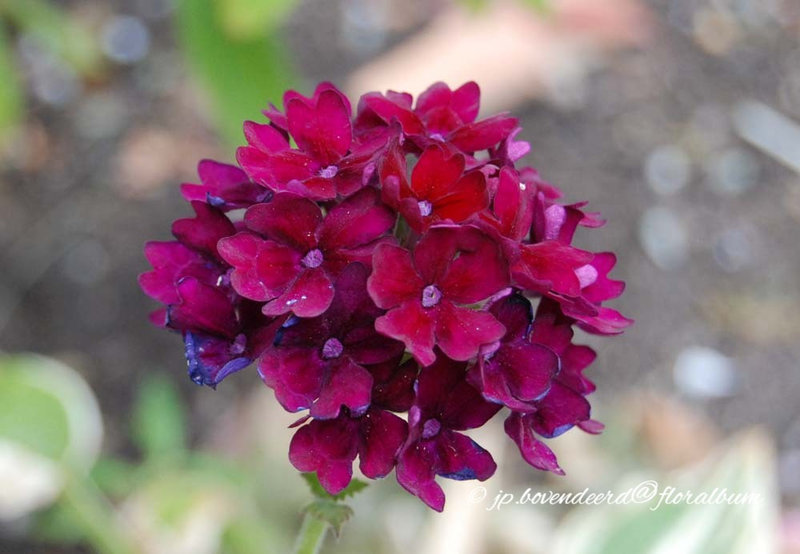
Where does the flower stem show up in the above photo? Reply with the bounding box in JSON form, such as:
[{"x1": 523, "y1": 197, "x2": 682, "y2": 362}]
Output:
[{"x1": 292, "y1": 511, "x2": 329, "y2": 554}]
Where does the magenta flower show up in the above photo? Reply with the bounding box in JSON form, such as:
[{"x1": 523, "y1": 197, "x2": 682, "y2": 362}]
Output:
[
  {"x1": 218, "y1": 187, "x2": 395, "y2": 318},
  {"x1": 140, "y1": 81, "x2": 632, "y2": 511},
  {"x1": 237, "y1": 82, "x2": 382, "y2": 200},
  {"x1": 355, "y1": 81, "x2": 517, "y2": 155},
  {"x1": 258, "y1": 263, "x2": 403, "y2": 418},
  {"x1": 367, "y1": 225, "x2": 508, "y2": 366},
  {"x1": 380, "y1": 144, "x2": 488, "y2": 232},
  {"x1": 180, "y1": 159, "x2": 272, "y2": 210}
]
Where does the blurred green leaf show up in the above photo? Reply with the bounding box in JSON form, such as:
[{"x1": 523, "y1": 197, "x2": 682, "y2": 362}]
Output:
[
  {"x1": 90, "y1": 457, "x2": 140, "y2": 499},
  {"x1": 221, "y1": 515, "x2": 281, "y2": 554},
  {"x1": 214, "y1": 0, "x2": 298, "y2": 39},
  {"x1": 0, "y1": 369, "x2": 70, "y2": 459},
  {"x1": 302, "y1": 499, "x2": 353, "y2": 537},
  {"x1": 34, "y1": 503, "x2": 86, "y2": 544},
  {"x1": 0, "y1": 355, "x2": 102, "y2": 468},
  {"x1": 0, "y1": 0, "x2": 103, "y2": 76},
  {"x1": 520, "y1": 0, "x2": 551, "y2": 14},
  {"x1": 301, "y1": 472, "x2": 368, "y2": 502},
  {"x1": 175, "y1": 0, "x2": 297, "y2": 147},
  {"x1": 132, "y1": 374, "x2": 187, "y2": 461},
  {"x1": 0, "y1": 22, "x2": 22, "y2": 138}
]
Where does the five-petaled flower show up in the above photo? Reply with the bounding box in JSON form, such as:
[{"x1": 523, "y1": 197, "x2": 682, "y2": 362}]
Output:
[{"x1": 140, "y1": 80, "x2": 632, "y2": 511}]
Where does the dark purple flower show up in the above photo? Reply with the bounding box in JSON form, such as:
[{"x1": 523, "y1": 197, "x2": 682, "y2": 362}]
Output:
[
  {"x1": 258, "y1": 263, "x2": 403, "y2": 417},
  {"x1": 468, "y1": 292, "x2": 560, "y2": 411},
  {"x1": 141, "y1": 81, "x2": 632, "y2": 511},
  {"x1": 396, "y1": 355, "x2": 501, "y2": 511},
  {"x1": 289, "y1": 406, "x2": 408, "y2": 495}
]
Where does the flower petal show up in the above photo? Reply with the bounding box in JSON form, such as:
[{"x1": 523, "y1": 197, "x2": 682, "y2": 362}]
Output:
[
  {"x1": 258, "y1": 347, "x2": 326, "y2": 412},
  {"x1": 432, "y1": 170, "x2": 488, "y2": 223},
  {"x1": 367, "y1": 243, "x2": 423, "y2": 309},
  {"x1": 262, "y1": 267, "x2": 335, "y2": 318},
  {"x1": 140, "y1": 241, "x2": 220, "y2": 304},
  {"x1": 450, "y1": 81, "x2": 480, "y2": 123},
  {"x1": 375, "y1": 300, "x2": 436, "y2": 367},
  {"x1": 531, "y1": 382, "x2": 591, "y2": 438},
  {"x1": 504, "y1": 412, "x2": 564, "y2": 474},
  {"x1": 287, "y1": 88, "x2": 352, "y2": 164},
  {"x1": 184, "y1": 331, "x2": 250, "y2": 388},
  {"x1": 167, "y1": 277, "x2": 238, "y2": 338},
  {"x1": 317, "y1": 187, "x2": 395, "y2": 250},
  {"x1": 243, "y1": 120, "x2": 290, "y2": 153},
  {"x1": 310, "y1": 358, "x2": 373, "y2": 419},
  {"x1": 244, "y1": 193, "x2": 322, "y2": 252},
  {"x1": 218, "y1": 232, "x2": 299, "y2": 302},
  {"x1": 410, "y1": 146, "x2": 464, "y2": 199},
  {"x1": 289, "y1": 417, "x2": 359, "y2": 495},
  {"x1": 171, "y1": 201, "x2": 235, "y2": 259},
  {"x1": 513, "y1": 241, "x2": 593, "y2": 297},
  {"x1": 359, "y1": 408, "x2": 407, "y2": 478},
  {"x1": 435, "y1": 301, "x2": 506, "y2": 362},
  {"x1": 180, "y1": 159, "x2": 270, "y2": 210},
  {"x1": 475, "y1": 342, "x2": 559, "y2": 410},
  {"x1": 448, "y1": 114, "x2": 517, "y2": 152},
  {"x1": 396, "y1": 440, "x2": 445, "y2": 511},
  {"x1": 360, "y1": 93, "x2": 424, "y2": 135},
  {"x1": 487, "y1": 292, "x2": 531, "y2": 340},
  {"x1": 436, "y1": 429, "x2": 496, "y2": 482}
]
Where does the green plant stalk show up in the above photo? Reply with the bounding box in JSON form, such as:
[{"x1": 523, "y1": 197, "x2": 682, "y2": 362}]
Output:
[
  {"x1": 292, "y1": 511, "x2": 329, "y2": 554},
  {"x1": 61, "y1": 473, "x2": 137, "y2": 554}
]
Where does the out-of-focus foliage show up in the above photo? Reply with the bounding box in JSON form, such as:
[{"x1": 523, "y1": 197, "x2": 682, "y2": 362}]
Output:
[
  {"x1": 175, "y1": 0, "x2": 298, "y2": 147},
  {"x1": 0, "y1": 354, "x2": 286, "y2": 554},
  {"x1": 0, "y1": 0, "x2": 102, "y2": 76},
  {"x1": 0, "y1": 23, "x2": 22, "y2": 138},
  {"x1": 0, "y1": 354, "x2": 103, "y2": 471},
  {"x1": 131, "y1": 373, "x2": 187, "y2": 463},
  {"x1": 0, "y1": 0, "x2": 103, "y2": 139},
  {"x1": 214, "y1": 0, "x2": 298, "y2": 39},
  {"x1": 459, "y1": 0, "x2": 550, "y2": 14}
]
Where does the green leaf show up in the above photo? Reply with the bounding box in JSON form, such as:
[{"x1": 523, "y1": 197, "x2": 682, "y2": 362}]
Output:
[
  {"x1": 0, "y1": 371, "x2": 70, "y2": 459},
  {"x1": 0, "y1": 355, "x2": 102, "y2": 468},
  {"x1": 301, "y1": 473, "x2": 368, "y2": 501},
  {"x1": 301, "y1": 499, "x2": 353, "y2": 537},
  {"x1": 0, "y1": 22, "x2": 23, "y2": 138},
  {"x1": 0, "y1": 0, "x2": 103, "y2": 76},
  {"x1": 214, "y1": 0, "x2": 298, "y2": 39},
  {"x1": 131, "y1": 374, "x2": 186, "y2": 461},
  {"x1": 33, "y1": 503, "x2": 86, "y2": 544},
  {"x1": 90, "y1": 457, "x2": 140, "y2": 499},
  {"x1": 175, "y1": 0, "x2": 297, "y2": 148}
]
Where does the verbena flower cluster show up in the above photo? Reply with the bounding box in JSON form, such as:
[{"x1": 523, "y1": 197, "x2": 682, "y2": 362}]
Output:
[{"x1": 140, "y1": 82, "x2": 632, "y2": 511}]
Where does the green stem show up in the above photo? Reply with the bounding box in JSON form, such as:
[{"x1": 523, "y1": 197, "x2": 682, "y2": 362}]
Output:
[
  {"x1": 292, "y1": 511, "x2": 329, "y2": 554},
  {"x1": 61, "y1": 473, "x2": 138, "y2": 554}
]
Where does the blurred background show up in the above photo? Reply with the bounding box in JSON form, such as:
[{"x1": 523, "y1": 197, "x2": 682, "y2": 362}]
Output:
[{"x1": 0, "y1": 0, "x2": 798, "y2": 552}]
